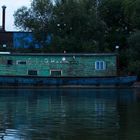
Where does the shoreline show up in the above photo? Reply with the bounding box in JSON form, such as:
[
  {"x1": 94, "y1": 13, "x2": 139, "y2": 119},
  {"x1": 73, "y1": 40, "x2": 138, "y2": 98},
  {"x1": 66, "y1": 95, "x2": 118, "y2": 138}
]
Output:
[
  {"x1": 132, "y1": 82, "x2": 140, "y2": 88},
  {"x1": 0, "y1": 84, "x2": 139, "y2": 89}
]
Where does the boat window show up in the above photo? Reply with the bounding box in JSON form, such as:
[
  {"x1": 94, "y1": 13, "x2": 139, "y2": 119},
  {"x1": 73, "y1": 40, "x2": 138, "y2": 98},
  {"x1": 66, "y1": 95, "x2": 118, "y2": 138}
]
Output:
[
  {"x1": 95, "y1": 61, "x2": 106, "y2": 70},
  {"x1": 7, "y1": 60, "x2": 13, "y2": 65},
  {"x1": 50, "y1": 70, "x2": 62, "y2": 77},
  {"x1": 28, "y1": 70, "x2": 38, "y2": 76},
  {"x1": 17, "y1": 60, "x2": 26, "y2": 65}
]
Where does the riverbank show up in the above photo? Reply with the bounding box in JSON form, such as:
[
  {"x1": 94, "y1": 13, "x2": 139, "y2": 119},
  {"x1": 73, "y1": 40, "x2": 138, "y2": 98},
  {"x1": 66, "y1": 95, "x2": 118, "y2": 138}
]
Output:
[
  {"x1": 132, "y1": 82, "x2": 140, "y2": 88},
  {"x1": 0, "y1": 84, "x2": 138, "y2": 89}
]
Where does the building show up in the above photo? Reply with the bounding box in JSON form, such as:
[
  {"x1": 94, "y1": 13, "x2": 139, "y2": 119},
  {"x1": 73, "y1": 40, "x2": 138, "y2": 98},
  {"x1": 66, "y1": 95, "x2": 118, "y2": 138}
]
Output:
[{"x1": 0, "y1": 6, "x2": 51, "y2": 49}]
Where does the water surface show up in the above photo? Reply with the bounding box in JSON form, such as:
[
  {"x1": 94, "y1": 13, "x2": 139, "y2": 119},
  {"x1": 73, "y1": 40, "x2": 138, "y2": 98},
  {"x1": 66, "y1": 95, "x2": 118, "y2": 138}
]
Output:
[{"x1": 0, "y1": 88, "x2": 140, "y2": 140}]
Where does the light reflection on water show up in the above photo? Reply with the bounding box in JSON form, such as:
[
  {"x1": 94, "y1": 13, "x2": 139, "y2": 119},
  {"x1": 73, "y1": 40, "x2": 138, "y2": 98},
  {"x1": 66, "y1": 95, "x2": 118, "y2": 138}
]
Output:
[{"x1": 0, "y1": 88, "x2": 140, "y2": 140}]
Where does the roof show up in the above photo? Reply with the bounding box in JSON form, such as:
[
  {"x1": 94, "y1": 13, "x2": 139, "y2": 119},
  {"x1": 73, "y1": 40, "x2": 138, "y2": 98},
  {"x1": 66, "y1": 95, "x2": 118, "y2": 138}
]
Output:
[
  {"x1": 0, "y1": 31, "x2": 32, "y2": 34},
  {"x1": 0, "y1": 52, "x2": 117, "y2": 56}
]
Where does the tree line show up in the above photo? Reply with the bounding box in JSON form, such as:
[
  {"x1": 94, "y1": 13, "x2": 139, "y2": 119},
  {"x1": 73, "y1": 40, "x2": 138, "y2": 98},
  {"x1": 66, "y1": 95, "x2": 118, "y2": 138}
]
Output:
[{"x1": 14, "y1": 0, "x2": 140, "y2": 76}]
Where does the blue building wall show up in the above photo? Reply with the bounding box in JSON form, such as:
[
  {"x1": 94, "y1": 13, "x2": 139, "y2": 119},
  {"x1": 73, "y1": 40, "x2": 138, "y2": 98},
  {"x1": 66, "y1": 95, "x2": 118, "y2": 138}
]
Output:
[
  {"x1": 0, "y1": 31, "x2": 51, "y2": 48},
  {"x1": 13, "y1": 32, "x2": 51, "y2": 48}
]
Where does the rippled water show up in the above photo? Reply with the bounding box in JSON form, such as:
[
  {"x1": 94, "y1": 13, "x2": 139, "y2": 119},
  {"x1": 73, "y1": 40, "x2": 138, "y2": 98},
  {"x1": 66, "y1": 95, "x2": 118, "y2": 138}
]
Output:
[{"x1": 0, "y1": 88, "x2": 140, "y2": 140}]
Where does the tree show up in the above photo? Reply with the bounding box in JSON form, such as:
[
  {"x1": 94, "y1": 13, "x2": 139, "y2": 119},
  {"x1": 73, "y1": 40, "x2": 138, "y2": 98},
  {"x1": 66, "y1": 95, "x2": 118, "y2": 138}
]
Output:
[
  {"x1": 98, "y1": 0, "x2": 130, "y2": 51},
  {"x1": 50, "y1": 0, "x2": 106, "y2": 52},
  {"x1": 123, "y1": 0, "x2": 140, "y2": 30},
  {"x1": 14, "y1": 0, "x2": 107, "y2": 52},
  {"x1": 127, "y1": 31, "x2": 140, "y2": 76},
  {"x1": 14, "y1": 0, "x2": 53, "y2": 48}
]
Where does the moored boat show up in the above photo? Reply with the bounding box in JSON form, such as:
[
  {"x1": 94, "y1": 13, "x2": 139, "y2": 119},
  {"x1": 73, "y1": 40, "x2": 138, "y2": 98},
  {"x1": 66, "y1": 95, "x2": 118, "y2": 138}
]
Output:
[
  {"x1": 0, "y1": 75, "x2": 137, "y2": 87},
  {"x1": 0, "y1": 52, "x2": 137, "y2": 87}
]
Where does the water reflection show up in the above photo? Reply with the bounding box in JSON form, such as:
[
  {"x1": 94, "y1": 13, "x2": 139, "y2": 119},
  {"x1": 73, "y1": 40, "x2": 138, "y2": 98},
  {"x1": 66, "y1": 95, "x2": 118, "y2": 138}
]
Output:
[{"x1": 0, "y1": 88, "x2": 139, "y2": 140}]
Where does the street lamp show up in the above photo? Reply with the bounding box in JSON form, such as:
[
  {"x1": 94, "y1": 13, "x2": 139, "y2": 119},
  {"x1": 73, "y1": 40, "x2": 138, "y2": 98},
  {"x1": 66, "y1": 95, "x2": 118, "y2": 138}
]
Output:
[
  {"x1": 115, "y1": 45, "x2": 120, "y2": 49},
  {"x1": 115, "y1": 45, "x2": 120, "y2": 54},
  {"x1": 115, "y1": 45, "x2": 120, "y2": 75}
]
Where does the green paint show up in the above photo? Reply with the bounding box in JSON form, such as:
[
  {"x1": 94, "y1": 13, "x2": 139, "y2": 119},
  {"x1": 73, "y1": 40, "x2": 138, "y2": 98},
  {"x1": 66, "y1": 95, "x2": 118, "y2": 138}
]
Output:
[{"x1": 0, "y1": 53, "x2": 117, "y2": 77}]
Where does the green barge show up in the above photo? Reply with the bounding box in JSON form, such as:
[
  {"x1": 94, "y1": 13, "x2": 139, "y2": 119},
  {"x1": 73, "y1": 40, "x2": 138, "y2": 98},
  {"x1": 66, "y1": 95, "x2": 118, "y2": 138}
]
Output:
[{"x1": 0, "y1": 52, "x2": 137, "y2": 87}]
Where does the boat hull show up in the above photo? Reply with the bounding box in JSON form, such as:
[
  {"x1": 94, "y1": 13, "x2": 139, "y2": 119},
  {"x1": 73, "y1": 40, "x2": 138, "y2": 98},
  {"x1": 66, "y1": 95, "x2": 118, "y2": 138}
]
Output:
[{"x1": 0, "y1": 75, "x2": 137, "y2": 88}]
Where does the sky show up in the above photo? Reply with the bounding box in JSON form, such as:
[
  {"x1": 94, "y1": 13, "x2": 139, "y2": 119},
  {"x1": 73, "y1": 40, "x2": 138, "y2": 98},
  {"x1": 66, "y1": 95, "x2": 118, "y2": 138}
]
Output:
[{"x1": 0, "y1": 0, "x2": 31, "y2": 31}]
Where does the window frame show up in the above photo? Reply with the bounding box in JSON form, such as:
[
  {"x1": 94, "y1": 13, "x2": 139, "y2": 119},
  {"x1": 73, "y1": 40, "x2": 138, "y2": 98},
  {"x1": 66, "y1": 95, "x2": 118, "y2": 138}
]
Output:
[
  {"x1": 95, "y1": 61, "x2": 106, "y2": 70},
  {"x1": 7, "y1": 60, "x2": 13, "y2": 65},
  {"x1": 16, "y1": 60, "x2": 27, "y2": 65},
  {"x1": 28, "y1": 70, "x2": 38, "y2": 76},
  {"x1": 50, "y1": 69, "x2": 62, "y2": 77}
]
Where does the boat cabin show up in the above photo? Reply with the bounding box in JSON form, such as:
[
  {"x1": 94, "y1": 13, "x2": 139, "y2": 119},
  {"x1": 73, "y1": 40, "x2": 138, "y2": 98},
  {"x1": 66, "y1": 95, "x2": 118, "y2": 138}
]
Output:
[{"x1": 0, "y1": 53, "x2": 117, "y2": 77}]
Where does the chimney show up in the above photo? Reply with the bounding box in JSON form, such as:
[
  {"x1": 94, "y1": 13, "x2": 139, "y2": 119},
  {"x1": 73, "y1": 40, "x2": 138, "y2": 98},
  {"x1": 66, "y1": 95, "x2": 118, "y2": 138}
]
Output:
[{"x1": 2, "y1": 5, "x2": 6, "y2": 32}]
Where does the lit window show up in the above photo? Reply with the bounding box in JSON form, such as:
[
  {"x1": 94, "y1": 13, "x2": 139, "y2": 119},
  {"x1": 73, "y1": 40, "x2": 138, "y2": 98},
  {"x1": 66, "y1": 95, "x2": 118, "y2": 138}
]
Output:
[
  {"x1": 3, "y1": 44, "x2": 6, "y2": 48},
  {"x1": 95, "y1": 61, "x2": 106, "y2": 70}
]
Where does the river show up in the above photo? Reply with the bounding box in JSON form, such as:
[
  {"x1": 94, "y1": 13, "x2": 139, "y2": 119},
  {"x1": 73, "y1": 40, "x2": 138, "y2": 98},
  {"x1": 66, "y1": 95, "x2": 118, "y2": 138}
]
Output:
[{"x1": 0, "y1": 88, "x2": 140, "y2": 140}]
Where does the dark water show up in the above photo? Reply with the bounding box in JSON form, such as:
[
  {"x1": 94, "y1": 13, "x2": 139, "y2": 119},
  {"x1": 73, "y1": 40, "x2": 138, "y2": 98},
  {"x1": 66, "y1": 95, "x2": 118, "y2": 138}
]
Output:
[{"x1": 0, "y1": 88, "x2": 140, "y2": 140}]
